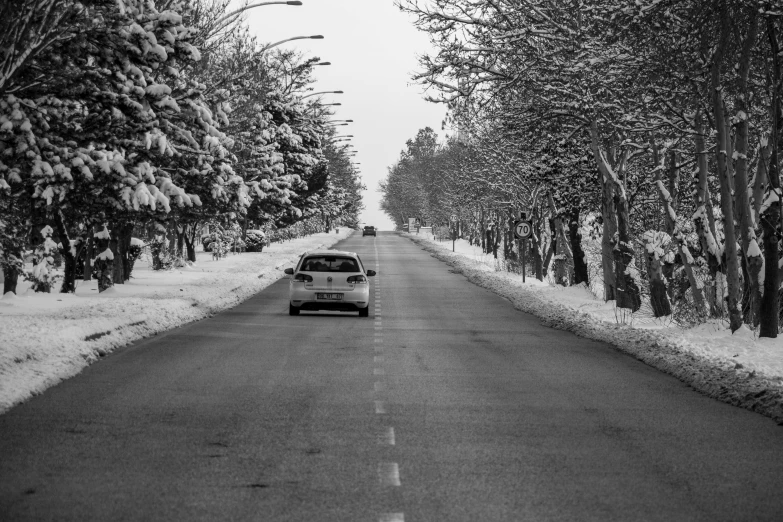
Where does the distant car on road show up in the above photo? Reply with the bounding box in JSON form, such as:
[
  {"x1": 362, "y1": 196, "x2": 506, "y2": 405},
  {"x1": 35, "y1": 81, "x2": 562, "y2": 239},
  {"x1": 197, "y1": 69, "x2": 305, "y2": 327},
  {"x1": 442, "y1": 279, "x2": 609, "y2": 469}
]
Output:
[
  {"x1": 284, "y1": 250, "x2": 376, "y2": 316},
  {"x1": 362, "y1": 226, "x2": 376, "y2": 236}
]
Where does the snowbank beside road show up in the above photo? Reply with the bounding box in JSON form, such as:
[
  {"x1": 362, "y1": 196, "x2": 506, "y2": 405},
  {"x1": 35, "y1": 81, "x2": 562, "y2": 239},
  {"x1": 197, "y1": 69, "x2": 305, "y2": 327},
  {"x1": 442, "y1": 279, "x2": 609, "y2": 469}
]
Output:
[
  {"x1": 404, "y1": 232, "x2": 783, "y2": 424},
  {"x1": 0, "y1": 229, "x2": 351, "y2": 414}
]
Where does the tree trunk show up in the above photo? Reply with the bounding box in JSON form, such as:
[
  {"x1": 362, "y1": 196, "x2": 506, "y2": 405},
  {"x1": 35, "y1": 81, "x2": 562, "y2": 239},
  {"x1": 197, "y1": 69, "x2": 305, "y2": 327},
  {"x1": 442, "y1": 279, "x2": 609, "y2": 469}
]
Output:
[
  {"x1": 600, "y1": 162, "x2": 617, "y2": 300},
  {"x1": 733, "y1": 12, "x2": 762, "y2": 326},
  {"x1": 184, "y1": 226, "x2": 197, "y2": 263},
  {"x1": 662, "y1": 150, "x2": 678, "y2": 299},
  {"x1": 589, "y1": 121, "x2": 621, "y2": 303},
  {"x1": 760, "y1": 17, "x2": 782, "y2": 338},
  {"x1": 712, "y1": 24, "x2": 744, "y2": 332},
  {"x1": 119, "y1": 223, "x2": 133, "y2": 282},
  {"x1": 646, "y1": 246, "x2": 671, "y2": 317},
  {"x1": 693, "y1": 111, "x2": 722, "y2": 316},
  {"x1": 614, "y1": 190, "x2": 642, "y2": 312},
  {"x1": 3, "y1": 262, "x2": 19, "y2": 295},
  {"x1": 569, "y1": 207, "x2": 588, "y2": 285},
  {"x1": 110, "y1": 225, "x2": 123, "y2": 285},
  {"x1": 694, "y1": 111, "x2": 721, "y2": 277},
  {"x1": 532, "y1": 207, "x2": 544, "y2": 281},
  {"x1": 52, "y1": 210, "x2": 77, "y2": 293},
  {"x1": 176, "y1": 224, "x2": 185, "y2": 259},
  {"x1": 493, "y1": 212, "x2": 501, "y2": 259},
  {"x1": 83, "y1": 232, "x2": 93, "y2": 281},
  {"x1": 548, "y1": 192, "x2": 574, "y2": 285},
  {"x1": 94, "y1": 224, "x2": 114, "y2": 293}
]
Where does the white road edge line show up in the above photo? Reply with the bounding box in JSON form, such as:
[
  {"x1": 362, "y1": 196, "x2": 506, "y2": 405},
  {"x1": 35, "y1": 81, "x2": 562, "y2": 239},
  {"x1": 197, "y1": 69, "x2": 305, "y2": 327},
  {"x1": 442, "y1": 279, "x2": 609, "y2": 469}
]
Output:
[
  {"x1": 379, "y1": 514, "x2": 404, "y2": 522},
  {"x1": 375, "y1": 400, "x2": 386, "y2": 414}
]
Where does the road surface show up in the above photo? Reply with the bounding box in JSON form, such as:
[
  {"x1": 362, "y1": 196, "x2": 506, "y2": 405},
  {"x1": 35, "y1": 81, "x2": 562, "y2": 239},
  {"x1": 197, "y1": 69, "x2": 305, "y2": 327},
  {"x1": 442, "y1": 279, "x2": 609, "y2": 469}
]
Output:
[{"x1": 1, "y1": 231, "x2": 782, "y2": 521}]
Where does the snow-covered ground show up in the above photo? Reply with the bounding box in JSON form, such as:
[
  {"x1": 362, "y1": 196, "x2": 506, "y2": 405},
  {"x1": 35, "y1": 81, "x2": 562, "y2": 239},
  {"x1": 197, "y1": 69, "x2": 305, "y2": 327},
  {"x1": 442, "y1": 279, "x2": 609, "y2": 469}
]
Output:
[
  {"x1": 405, "y1": 231, "x2": 783, "y2": 424},
  {"x1": 0, "y1": 229, "x2": 351, "y2": 414}
]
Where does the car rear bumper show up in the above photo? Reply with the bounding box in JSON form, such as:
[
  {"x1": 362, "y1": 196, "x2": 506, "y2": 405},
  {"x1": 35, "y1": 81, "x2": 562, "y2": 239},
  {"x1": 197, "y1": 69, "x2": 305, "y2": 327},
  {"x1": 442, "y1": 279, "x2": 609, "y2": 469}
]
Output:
[
  {"x1": 290, "y1": 287, "x2": 369, "y2": 311},
  {"x1": 295, "y1": 301, "x2": 368, "y2": 312}
]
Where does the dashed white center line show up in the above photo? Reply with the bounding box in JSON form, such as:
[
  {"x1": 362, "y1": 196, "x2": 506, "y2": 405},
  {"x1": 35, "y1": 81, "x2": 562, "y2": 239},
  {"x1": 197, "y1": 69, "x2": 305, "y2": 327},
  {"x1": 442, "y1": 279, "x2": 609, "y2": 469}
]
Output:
[
  {"x1": 378, "y1": 462, "x2": 401, "y2": 486},
  {"x1": 377, "y1": 427, "x2": 395, "y2": 445},
  {"x1": 373, "y1": 245, "x2": 403, "y2": 521}
]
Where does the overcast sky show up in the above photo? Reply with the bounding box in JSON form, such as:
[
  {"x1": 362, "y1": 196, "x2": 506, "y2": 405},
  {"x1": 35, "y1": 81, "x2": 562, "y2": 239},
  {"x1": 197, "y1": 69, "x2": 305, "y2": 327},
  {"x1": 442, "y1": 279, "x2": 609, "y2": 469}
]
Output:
[{"x1": 243, "y1": 0, "x2": 446, "y2": 230}]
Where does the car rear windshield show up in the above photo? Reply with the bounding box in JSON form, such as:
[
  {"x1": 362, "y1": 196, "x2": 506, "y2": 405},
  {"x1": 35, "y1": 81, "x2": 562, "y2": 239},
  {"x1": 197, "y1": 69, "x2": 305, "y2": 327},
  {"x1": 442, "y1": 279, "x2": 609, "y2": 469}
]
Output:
[
  {"x1": 300, "y1": 256, "x2": 360, "y2": 272},
  {"x1": 364, "y1": 226, "x2": 374, "y2": 230}
]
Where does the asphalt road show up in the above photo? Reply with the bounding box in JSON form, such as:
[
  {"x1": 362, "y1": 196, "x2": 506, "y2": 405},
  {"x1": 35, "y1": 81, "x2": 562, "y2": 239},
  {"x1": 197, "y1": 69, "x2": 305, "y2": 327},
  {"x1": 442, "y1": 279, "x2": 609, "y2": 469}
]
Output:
[{"x1": 1, "y1": 231, "x2": 783, "y2": 521}]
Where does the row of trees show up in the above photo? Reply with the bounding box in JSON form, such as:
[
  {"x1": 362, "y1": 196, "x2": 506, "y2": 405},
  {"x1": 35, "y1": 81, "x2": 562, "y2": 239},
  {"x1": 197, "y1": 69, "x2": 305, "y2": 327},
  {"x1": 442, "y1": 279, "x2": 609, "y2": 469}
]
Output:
[
  {"x1": 382, "y1": 0, "x2": 783, "y2": 336},
  {"x1": 0, "y1": 0, "x2": 363, "y2": 293}
]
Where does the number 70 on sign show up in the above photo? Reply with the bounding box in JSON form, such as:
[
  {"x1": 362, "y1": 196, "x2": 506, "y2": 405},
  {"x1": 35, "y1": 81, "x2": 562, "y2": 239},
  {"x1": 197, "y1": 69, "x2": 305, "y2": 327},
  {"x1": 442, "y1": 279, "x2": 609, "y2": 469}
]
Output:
[{"x1": 514, "y1": 220, "x2": 532, "y2": 240}]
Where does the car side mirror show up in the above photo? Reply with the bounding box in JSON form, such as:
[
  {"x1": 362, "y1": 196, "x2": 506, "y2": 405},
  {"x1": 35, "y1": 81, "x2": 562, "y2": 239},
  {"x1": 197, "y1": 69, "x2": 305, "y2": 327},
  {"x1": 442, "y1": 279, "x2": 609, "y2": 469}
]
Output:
[
  {"x1": 366, "y1": 270, "x2": 376, "y2": 277},
  {"x1": 284, "y1": 268, "x2": 294, "y2": 275}
]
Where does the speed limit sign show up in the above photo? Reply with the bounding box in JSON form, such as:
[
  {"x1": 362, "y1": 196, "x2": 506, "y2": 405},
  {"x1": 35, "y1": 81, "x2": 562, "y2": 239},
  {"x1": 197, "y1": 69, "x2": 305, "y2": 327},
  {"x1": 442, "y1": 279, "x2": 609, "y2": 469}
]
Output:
[{"x1": 514, "y1": 220, "x2": 532, "y2": 239}]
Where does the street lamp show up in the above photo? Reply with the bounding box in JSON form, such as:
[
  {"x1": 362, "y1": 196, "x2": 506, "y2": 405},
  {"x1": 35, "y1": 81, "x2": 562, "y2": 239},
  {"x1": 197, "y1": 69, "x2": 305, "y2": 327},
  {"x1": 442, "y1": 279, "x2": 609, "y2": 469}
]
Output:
[
  {"x1": 262, "y1": 35, "x2": 324, "y2": 53},
  {"x1": 301, "y1": 90, "x2": 344, "y2": 99},
  {"x1": 213, "y1": 2, "x2": 303, "y2": 33},
  {"x1": 328, "y1": 119, "x2": 353, "y2": 123}
]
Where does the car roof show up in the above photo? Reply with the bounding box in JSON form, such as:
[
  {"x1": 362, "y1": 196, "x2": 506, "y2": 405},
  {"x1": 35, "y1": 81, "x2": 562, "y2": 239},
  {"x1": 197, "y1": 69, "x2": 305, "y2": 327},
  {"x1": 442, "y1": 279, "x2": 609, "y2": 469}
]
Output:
[{"x1": 302, "y1": 250, "x2": 358, "y2": 257}]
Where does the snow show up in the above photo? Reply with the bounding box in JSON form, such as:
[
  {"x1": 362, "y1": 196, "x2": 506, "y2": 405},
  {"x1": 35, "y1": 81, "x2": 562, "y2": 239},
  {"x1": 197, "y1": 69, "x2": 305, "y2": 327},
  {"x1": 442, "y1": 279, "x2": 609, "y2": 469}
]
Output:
[
  {"x1": 0, "y1": 229, "x2": 351, "y2": 414},
  {"x1": 404, "y1": 231, "x2": 783, "y2": 423},
  {"x1": 95, "y1": 247, "x2": 114, "y2": 261}
]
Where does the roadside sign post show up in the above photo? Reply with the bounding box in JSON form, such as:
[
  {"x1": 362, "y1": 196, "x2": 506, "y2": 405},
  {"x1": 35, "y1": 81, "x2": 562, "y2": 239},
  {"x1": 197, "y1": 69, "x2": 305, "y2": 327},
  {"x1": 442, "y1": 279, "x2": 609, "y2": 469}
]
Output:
[
  {"x1": 522, "y1": 239, "x2": 526, "y2": 283},
  {"x1": 514, "y1": 219, "x2": 532, "y2": 283}
]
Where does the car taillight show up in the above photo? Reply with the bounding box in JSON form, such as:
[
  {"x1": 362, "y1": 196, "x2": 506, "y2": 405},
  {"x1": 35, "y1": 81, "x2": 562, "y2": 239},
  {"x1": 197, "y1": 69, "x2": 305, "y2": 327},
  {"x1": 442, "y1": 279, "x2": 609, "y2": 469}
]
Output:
[
  {"x1": 294, "y1": 273, "x2": 313, "y2": 282},
  {"x1": 347, "y1": 275, "x2": 367, "y2": 284}
]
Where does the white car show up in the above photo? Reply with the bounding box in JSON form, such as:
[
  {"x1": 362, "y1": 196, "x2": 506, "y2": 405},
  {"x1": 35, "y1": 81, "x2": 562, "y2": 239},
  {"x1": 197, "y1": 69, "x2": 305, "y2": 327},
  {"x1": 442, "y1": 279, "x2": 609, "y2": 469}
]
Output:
[{"x1": 284, "y1": 250, "x2": 376, "y2": 316}]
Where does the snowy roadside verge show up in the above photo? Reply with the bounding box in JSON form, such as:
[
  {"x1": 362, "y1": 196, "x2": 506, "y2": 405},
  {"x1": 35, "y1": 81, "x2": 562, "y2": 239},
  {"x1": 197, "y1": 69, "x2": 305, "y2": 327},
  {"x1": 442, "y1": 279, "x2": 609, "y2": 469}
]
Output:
[
  {"x1": 0, "y1": 229, "x2": 352, "y2": 414},
  {"x1": 403, "y1": 232, "x2": 783, "y2": 424}
]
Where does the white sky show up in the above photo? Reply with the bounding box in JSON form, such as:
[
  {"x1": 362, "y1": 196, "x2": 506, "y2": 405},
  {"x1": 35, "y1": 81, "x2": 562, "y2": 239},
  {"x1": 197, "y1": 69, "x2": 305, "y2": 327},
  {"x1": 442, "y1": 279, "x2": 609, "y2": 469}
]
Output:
[{"x1": 243, "y1": 0, "x2": 446, "y2": 230}]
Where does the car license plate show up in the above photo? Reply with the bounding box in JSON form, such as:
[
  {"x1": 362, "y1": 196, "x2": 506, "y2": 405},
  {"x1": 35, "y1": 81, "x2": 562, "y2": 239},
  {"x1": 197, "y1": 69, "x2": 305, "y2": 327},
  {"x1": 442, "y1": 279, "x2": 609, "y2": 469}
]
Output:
[{"x1": 316, "y1": 293, "x2": 343, "y2": 300}]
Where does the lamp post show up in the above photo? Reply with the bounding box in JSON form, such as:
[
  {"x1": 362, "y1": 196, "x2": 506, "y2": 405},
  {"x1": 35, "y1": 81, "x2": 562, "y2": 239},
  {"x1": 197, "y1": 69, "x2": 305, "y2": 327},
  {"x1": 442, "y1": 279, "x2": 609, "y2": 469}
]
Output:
[
  {"x1": 301, "y1": 90, "x2": 344, "y2": 99},
  {"x1": 208, "y1": 2, "x2": 303, "y2": 40},
  {"x1": 215, "y1": 1, "x2": 303, "y2": 25},
  {"x1": 262, "y1": 35, "x2": 324, "y2": 53},
  {"x1": 330, "y1": 135, "x2": 353, "y2": 142}
]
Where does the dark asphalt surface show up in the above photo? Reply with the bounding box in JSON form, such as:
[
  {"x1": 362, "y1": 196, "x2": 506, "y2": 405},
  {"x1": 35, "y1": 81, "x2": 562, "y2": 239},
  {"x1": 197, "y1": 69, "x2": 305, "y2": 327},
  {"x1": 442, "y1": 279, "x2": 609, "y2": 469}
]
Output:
[{"x1": 1, "y1": 231, "x2": 783, "y2": 521}]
